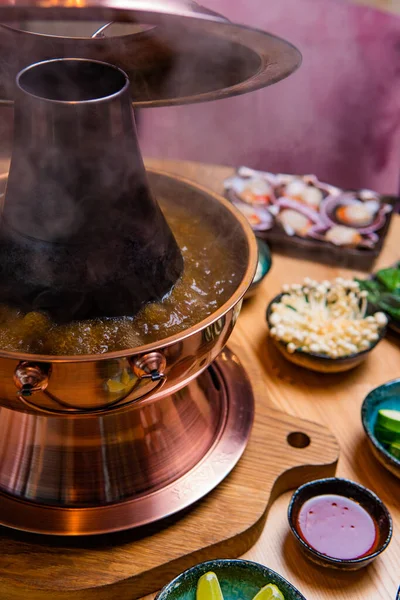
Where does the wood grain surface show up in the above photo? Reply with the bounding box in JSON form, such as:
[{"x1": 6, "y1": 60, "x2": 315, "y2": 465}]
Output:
[
  {"x1": 0, "y1": 158, "x2": 398, "y2": 600},
  {"x1": 142, "y1": 159, "x2": 400, "y2": 600},
  {"x1": 0, "y1": 343, "x2": 338, "y2": 600}
]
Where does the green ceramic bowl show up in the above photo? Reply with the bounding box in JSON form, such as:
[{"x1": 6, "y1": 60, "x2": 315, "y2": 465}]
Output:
[
  {"x1": 244, "y1": 238, "x2": 272, "y2": 299},
  {"x1": 361, "y1": 378, "x2": 400, "y2": 479},
  {"x1": 156, "y1": 559, "x2": 306, "y2": 600}
]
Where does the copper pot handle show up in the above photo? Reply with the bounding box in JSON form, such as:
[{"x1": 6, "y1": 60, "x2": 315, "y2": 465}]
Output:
[
  {"x1": 91, "y1": 22, "x2": 114, "y2": 38},
  {"x1": 13, "y1": 353, "x2": 167, "y2": 416}
]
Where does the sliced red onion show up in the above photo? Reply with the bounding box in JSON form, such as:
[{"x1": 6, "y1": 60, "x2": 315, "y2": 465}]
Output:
[
  {"x1": 357, "y1": 208, "x2": 389, "y2": 234},
  {"x1": 275, "y1": 197, "x2": 324, "y2": 224},
  {"x1": 381, "y1": 204, "x2": 393, "y2": 215},
  {"x1": 365, "y1": 232, "x2": 379, "y2": 243},
  {"x1": 319, "y1": 193, "x2": 350, "y2": 227},
  {"x1": 307, "y1": 223, "x2": 329, "y2": 240},
  {"x1": 316, "y1": 181, "x2": 342, "y2": 196}
]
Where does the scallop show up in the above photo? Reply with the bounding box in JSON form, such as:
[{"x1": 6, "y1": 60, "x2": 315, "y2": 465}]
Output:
[
  {"x1": 277, "y1": 209, "x2": 313, "y2": 237},
  {"x1": 325, "y1": 225, "x2": 362, "y2": 247},
  {"x1": 284, "y1": 180, "x2": 323, "y2": 209},
  {"x1": 336, "y1": 202, "x2": 377, "y2": 227},
  {"x1": 239, "y1": 178, "x2": 274, "y2": 205}
]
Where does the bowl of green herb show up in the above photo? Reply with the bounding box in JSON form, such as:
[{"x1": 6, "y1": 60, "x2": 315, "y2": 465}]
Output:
[{"x1": 357, "y1": 263, "x2": 400, "y2": 334}]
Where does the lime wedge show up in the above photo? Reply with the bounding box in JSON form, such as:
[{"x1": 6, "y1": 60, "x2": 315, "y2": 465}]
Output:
[
  {"x1": 376, "y1": 409, "x2": 400, "y2": 433},
  {"x1": 196, "y1": 572, "x2": 224, "y2": 600},
  {"x1": 389, "y1": 441, "x2": 400, "y2": 460},
  {"x1": 251, "y1": 583, "x2": 285, "y2": 600}
]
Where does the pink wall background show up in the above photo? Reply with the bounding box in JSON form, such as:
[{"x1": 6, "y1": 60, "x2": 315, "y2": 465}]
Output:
[{"x1": 139, "y1": 0, "x2": 400, "y2": 194}]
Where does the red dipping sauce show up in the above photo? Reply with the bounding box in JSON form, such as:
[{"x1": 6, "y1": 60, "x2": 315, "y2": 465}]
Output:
[{"x1": 297, "y1": 494, "x2": 379, "y2": 560}]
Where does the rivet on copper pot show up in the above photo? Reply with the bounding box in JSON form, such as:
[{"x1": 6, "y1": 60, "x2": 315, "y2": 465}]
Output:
[
  {"x1": 132, "y1": 352, "x2": 167, "y2": 381},
  {"x1": 13, "y1": 362, "x2": 51, "y2": 396}
]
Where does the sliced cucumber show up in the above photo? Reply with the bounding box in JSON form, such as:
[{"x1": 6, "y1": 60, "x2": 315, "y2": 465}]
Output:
[{"x1": 376, "y1": 408, "x2": 400, "y2": 433}]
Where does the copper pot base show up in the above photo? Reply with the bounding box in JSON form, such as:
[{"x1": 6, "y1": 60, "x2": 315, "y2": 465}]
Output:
[{"x1": 0, "y1": 349, "x2": 253, "y2": 535}]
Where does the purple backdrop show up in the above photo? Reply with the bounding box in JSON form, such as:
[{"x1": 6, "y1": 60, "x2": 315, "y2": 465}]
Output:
[{"x1": 139, "y1": 0, "x2": 400, "y2": 194}]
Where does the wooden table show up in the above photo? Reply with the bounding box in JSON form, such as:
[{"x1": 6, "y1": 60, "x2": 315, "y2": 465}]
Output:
[{"x1": 144, "y1": 159, "x2": 400, "y2": 600}]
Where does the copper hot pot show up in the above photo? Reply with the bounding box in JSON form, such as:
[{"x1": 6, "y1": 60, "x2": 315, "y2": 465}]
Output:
[
  {"x1": 0, "y1": 0, "x2": 300, "y2": 536},
  {"x1": 0, "y1": 168, "x2": 258, "y2": 535}
]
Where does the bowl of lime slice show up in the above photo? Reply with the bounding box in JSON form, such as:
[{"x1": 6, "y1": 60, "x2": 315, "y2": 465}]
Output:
[
  {"x1": 362, "y1": 378, "x2": 400, "y2": 479},
  {"x1": 155, "y1": 559, "x2": 306, "y2": 600}
]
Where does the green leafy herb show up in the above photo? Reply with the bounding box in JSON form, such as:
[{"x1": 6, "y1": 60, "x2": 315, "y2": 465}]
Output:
[
  {"x1": 376, "y1": 267, "x2": 400, "y2": 293},
  {"x1": 379, "y1": 294, "x2": 400, "y2": 320},
  {"x1": 357, "y1": 264, "x2": 400, "y2": 322},
  {"x1": 356, "y1": 279, "x2": 382, "y2": 306}
]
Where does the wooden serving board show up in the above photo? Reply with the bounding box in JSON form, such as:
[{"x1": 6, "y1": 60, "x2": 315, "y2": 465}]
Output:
[{"x1": 0, "y1": 342, "x2": 339, "y2": 600}]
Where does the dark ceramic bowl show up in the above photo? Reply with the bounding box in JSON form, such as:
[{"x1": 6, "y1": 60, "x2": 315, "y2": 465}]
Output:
[
  {"x1": 266, "y1": 294, "x2": 386, "y2": 374},
  {"x1": 288, "y1": 478, "x2": 392, "y2": 570},
  {"x1": 156, "y1": 559, "x2": 306, "y2": 600},
  {"x1": 389, "y1": 319, "x2": 400, "y2": 335},
  {"x1": 361, "y1": 379, "x2": 400, "y2": 479},
  {"x1": 244, "y1": 238, "x2": 272, "y2": 299}
]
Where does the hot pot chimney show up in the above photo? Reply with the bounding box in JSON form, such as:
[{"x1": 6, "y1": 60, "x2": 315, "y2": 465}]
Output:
[{"x1": 0, "y1": 58, "x2": 183, "y2": 322}]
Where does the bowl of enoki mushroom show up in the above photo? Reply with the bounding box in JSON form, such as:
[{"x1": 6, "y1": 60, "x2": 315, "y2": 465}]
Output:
[{"x1": 266, "y1": 278, "x2": 387, "y2": 373}]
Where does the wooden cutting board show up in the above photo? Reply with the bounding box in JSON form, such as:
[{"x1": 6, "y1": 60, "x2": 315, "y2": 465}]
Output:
[{"x1": 0, "y1": 341, "x2": 339, "y2": 600}]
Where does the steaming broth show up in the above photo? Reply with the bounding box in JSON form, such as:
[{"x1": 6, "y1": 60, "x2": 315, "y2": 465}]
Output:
[{"x1": 0, "y1": 204, "x2": 240, "y2": 355}]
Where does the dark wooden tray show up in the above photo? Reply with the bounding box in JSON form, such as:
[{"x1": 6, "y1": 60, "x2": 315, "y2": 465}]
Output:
[
  {"x1": 225, "y1": 183, "x2": 397, "y2": 272},
  {"x1": 255, "y1": 201, "x2": 394, "y2": 272}
]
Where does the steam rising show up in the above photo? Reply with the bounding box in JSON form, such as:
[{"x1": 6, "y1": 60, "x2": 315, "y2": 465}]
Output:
[{"x1": 0, "y1": 7, "x2": 289, "y2": 327}]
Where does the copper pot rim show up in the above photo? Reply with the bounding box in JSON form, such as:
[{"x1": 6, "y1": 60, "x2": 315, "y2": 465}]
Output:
[
  {"x1": 0, "y1": 21, "x2": 159, "y2": 42},
  {"x1": 0, "y1": 4, "x2": 226, "y2": 42},
  {"x1": 0, "y1": 168, "x2": 258, "y2": 363},
  {"x1": 0, "y1": 2, "x2": 228, "y2": 34}
]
